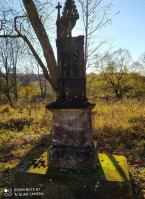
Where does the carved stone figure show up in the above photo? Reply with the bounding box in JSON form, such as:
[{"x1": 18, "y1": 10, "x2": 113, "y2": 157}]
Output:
[
  {"x1": 46, "y1": 0, "x2": 97, "y2": 171},
  {"x1": 56, "y1": 0, "x2": 79, "y2": 39},
  {"x1": 55, "y1": 0, "x2": 86, "y2": 101}
]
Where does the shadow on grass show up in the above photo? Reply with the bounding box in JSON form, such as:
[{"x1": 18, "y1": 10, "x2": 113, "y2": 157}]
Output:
[
  {"x1": 1, "y1": 128, "x2": 144, "y2": 199},
  {"x1": 94, "y1": 124, "x2": 145, "y2": 199},
  {"x1": 0, "y1": 134, "x2": 52, "y2": 189},
  {"x1": 108, "y1": 155, "x2": 129, "y2": 182}
]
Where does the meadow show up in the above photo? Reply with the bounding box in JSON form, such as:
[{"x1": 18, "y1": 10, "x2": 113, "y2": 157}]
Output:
[{"x1": 0, "y1": 98, "x2": 144, "y2": 199}]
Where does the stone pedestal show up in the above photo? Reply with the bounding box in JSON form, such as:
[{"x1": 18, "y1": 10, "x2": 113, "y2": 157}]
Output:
[
  {"x1": 47, "y1": 108, "x2": 97, "y2": 171},
  {"x1": 14, "y1": 152, "x2": 132, "y2": 199}
]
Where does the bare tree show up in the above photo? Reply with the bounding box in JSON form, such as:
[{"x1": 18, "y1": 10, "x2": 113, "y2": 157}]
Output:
[
  {"x1": 0, "y1": 0, "x2": 58, "y2": 92},
  {"x1": 0, "y1": 0, "x2": 119, "y2": 93},
  {"x1": 10, "y1": 38, "x2": 22, "y2": 100},
  {"x1": 33, "y1": 63, "x2": 47, "y2": 99},
  {"x1": 139, "y1": 53, "x2": 145, "y2": 76},
  {"x1": 0, "y1": 38, "x2": 21, "y2": 105},
  {"x1": 77, "y1": 0, "x2": 119, "y2": 69}
]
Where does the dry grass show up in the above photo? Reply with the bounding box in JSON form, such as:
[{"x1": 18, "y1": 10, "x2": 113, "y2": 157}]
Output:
[
  {"x1": 91, "y1": 98, "x2": 145, "y2": 155},
  {"x1": 0, "y1": 101, "x2": 52, "y2": 195},
  {"x1": 90, "y1": 97, "x2": 145, "y2": 199},
  {"x1": 0, "y1": 98, "x2": 144, "y2": 199}
]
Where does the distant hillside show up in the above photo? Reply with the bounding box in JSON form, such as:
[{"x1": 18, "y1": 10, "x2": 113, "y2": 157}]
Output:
[{"x1": 17, "y1": 73, "x2": 45, "y2": 86}]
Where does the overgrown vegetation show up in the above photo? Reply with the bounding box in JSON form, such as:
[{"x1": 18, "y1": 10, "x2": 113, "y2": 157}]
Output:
[
  {"x1": 0, "y1": 100, "x2": 52, "y2": 198},
  {"x1": 0, "y1": 1, "x2": 144, "y2": 198},
  {"x1": 87, "y1": 72, "x2": 145, "y2": 99},
  {"x1": 91, "y1": 97, "x2": 145, "y2": 199},
  {"x1": 0, "y1": 98, "x2": 144, "y2": 199}
]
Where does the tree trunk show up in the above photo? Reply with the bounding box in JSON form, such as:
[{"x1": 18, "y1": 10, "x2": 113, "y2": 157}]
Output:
[
  {"x1": 84, "y1": 0, "x2": 89, "y2": 70},
  {"x1": 115, "y1": 89, "x2": 122, "y2": 99},
  {"x1": 13, "y1": 66, "x2": 18, "y2": 101},
  {"x1": 44, "y1": 79, "x2": 47, "y2": 98},
  {"x1": 22, "y1": 0, "x2": 58, "y2": 92},
  {"x1": 6, "y1": 93, "x2": 13, "y2": 107}
]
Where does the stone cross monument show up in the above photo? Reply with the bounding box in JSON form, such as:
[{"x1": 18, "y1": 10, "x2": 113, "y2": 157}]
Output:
[
  {"x1": 46, "y1": 0, "x2": 97, "y2": 171},
  {"x1": 14, "y1": 2, "x2": 132, "y2": 198}
]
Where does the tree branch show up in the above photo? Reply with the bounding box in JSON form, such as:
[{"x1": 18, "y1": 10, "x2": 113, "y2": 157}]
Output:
[{"x1": 22, "y1": 0, "x2": 58, "y2": 87}]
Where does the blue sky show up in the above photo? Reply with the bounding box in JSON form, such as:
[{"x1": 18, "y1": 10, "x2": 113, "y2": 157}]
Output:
[
  {"x1": 1, "y1": 0, "x2": 143, "y2": 70},
  {"x1": 10, "y1": 0, "x2": 145, "y2": 63},
  {"x1": 105, "y1": 0, "x2": 145, "y2": 61},
  {"x1": 71, "y1": 0, "x2": 145, "y2": 63}
]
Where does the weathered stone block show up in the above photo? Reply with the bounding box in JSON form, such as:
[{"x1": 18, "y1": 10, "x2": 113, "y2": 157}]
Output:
[
  {"x1": 48, "y1": 145, "x2": 97, "y2": 171},
  {"x1": 14, "y1": 152, "x2": 132, "y2": 199},
  {"x1": 47, "y1": 108, "x2": 97, "y2": 171},
  {"x1": 52, "y1": 109, "x2": 94, "y2": 147}
]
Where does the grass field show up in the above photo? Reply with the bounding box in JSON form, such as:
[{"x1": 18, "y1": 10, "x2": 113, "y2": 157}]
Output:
[
  {"x1": 91, "y1": 98, "x2": 145, "y2": 199},
  {"x1": 0, "y1": 98, "x2": 144, "y2": 199}
]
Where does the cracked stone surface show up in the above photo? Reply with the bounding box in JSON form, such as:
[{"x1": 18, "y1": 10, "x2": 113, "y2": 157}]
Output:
[{"x1": 47, "y1": 108, "x2": 97, "y2": 171}]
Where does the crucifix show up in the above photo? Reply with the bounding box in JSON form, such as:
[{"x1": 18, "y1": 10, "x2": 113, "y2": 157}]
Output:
[
  {"x1": 56, "y1": 2, "x2": 62, "y2": 20},
  {"x1": 46, "y1": 0, "x2": 97, "y2": 172}
]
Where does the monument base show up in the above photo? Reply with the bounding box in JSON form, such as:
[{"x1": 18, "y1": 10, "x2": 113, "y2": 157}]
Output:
[
  {"x1": 48, "y1": 145, "x2": 97, "y2": 171},
  {"x1": 14, "y1": 152, "x2": 132, "y2": 199},
  {"x1": 46, "y1": 107, "x2": 97, "y2": 171}
]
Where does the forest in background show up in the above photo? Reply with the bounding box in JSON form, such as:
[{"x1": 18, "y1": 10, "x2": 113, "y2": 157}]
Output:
[{"x1": 0, "y1": 48, "x2": 145, "y2": 107}]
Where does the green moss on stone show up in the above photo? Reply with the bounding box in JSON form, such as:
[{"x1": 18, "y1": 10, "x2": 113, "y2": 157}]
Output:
[
  {"x1": 26, "y1": 153, "x2": 130, "y2": 182},
  {"x1": 98, "y1": 154, "x2": 130, "y2": 182}
]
